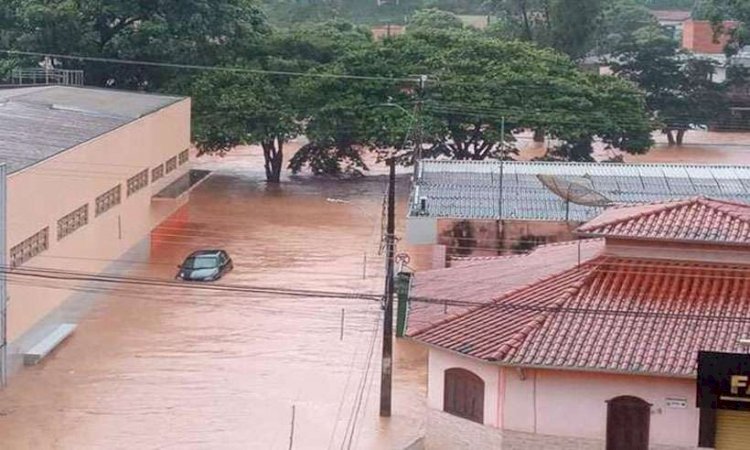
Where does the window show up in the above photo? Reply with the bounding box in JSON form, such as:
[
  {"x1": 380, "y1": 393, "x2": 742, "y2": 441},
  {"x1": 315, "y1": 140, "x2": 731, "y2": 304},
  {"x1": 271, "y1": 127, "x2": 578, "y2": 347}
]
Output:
[
  {"x1": 10, "y1": 227, "x2": 49, "y2": 267},
  {"x1": 95, "y1": 185, "x2": 121, "y2": 216},
  {"x1": 444, "y1": 368, "x2": 484, "y2": 424},
  {"x1": 58, "y1": 204, "x2": 88, "y2": 240},
  {"x1": 127, "y1": 169, "x2": 149, "y2": 196},
  {"x1": 606, "y1": 396, "x2": 650, "y2": 450},
  {"x1": 152, "y1": 164, "x2": 164, "y2": 182},
  {"x1": 165, "y1": 156, "x2": 177, "y2": 174},
  {"x1": 178, "y1": 149, "x2": 189, "y2": 165}
]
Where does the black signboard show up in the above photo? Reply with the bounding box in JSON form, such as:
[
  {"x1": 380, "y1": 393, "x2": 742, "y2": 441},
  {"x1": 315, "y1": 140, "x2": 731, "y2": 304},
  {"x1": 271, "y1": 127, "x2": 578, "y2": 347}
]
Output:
[{"x1": 697, "y1": 351, "x2": 750, "y2": 411}]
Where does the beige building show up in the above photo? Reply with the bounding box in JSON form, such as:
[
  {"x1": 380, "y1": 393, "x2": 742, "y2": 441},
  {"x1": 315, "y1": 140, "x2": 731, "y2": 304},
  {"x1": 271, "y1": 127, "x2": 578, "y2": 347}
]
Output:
[{"x1": 0, "y1": 86, "x2": 197, "y2": 377}]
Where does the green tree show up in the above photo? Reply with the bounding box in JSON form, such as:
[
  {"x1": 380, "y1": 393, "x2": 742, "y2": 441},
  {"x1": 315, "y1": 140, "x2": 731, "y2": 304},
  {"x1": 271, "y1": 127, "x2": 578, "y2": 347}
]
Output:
[
  {"x1": 9, "y1": 0, "x2": 268, "y2": 89},
  {"x1": 595, "y1": 0, "x2": 659, "y2": 55},
  {"x1": 190, "y1": 71, "x2": 300, "y2": 183},
  {"x1": 190, "y1": 21, "x2": 375, "y2": 180},
  {"x1": 293, "y1": 29, "x2": 652, "y2": 172},
  {"x1": 289, "y1": 37, "x2": 412, "y2": 175},
  {"x1": 697, "y1": 0, "x2": 749, "y2": 55},
  {"x1": 486, "y1": 0, "x2": 604, "y2": 59},
  {"x1": 610, "y1": 26, "x2": 728, "y2": 145},
  {"x1": 407, "y1": 8, "x2": 464, "y2": 31}
]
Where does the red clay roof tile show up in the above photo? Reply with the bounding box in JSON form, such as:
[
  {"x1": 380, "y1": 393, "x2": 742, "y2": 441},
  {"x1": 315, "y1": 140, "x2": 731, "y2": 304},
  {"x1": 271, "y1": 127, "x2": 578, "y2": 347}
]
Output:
[
  {"x1": 576, "y1": 197, "x2": 750, "y2": 245},
  {"x1": 407, "y1": 239, "x2": 605, "y2": 335},
  {"x1": 410, "y1": 255, "x2": 750, "y2": 376}
]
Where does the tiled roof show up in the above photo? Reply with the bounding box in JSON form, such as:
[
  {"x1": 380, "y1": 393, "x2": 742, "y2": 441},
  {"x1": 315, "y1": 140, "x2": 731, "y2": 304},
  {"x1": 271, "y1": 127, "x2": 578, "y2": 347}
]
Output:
[
  {"x1": 577, "y1": 197, "x2": 750, "y2": 245},
  {"x1": 0, "y1": 86, "x2": 183, "y2": 173},
  {"x1": 411, "y1": 256, "x2": 750, "y2": 376},
  {"x1": 411, "y1": 160, "x2": 750, "y2": 222},
  {"x1": 407, "y1": 239, "x2": 605, "y2": 335}
]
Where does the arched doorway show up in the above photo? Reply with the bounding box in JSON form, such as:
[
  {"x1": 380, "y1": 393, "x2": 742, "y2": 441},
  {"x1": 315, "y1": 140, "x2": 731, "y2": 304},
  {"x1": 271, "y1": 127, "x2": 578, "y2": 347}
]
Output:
[
  {"x1": 606, "y1": 396, "x2": 651, "y2": 450},
  {"x1": 443, "y1": 368, "x2": 484, "y2": 424}
]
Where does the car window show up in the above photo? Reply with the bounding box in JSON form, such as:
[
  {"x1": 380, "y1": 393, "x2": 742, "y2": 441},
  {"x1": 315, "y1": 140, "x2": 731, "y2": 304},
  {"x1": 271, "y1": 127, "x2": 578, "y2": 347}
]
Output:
[{"x1": 183, "y1": 256, "x2": 219, "y2": 269}]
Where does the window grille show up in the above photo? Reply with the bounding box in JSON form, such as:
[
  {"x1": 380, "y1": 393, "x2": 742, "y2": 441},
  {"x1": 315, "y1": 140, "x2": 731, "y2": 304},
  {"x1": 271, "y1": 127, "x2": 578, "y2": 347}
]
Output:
[
  {"x1": 95, "y1": 185, "x2": 121, "y2": 216},
  {"x1": 10, "y1": 227, "x2": 49, "y2": 267},
  {"x1": 58, "y1": 204, "x2": 88, "y2": 240},
  {"x1": 127, "y1": 169, "x2": 149, "y2": 196}
]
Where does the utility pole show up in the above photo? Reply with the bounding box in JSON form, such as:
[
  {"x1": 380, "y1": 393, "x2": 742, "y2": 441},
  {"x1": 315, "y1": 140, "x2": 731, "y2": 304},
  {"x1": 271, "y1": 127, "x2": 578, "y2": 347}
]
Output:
[
  {"x1": 380, "y1": 158, "x2": 396, "y2": 417},
  {"x1": 0, "y1": 164, "x2": 7, "y2": 388},
  {"x1": 412, "y1": 75, "x2": 427, "y2": 181}
]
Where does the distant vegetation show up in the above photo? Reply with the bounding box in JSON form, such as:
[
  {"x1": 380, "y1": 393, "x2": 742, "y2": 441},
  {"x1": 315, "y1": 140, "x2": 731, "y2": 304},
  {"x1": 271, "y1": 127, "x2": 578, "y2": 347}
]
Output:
[{"x1": 0, "y1": 0, "x2": 746, "y2": 181}]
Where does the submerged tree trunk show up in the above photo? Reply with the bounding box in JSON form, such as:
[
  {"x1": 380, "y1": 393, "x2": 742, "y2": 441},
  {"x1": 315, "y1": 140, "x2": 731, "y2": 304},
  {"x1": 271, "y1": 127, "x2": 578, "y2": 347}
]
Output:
[
  {"x1": 665, "y1": 129, "x2": 675, "y2": 146},
  {"x1": 676, "y1": 129, "x2": 687, "y2": 146},
  {"x1": 262, "y1": 138, "x2": 284, "y2": 183}
]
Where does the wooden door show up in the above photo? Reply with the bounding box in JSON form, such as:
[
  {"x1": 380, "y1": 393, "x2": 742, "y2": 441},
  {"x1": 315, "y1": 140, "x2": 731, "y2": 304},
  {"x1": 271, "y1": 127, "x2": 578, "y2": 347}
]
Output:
[
  {"x1": 443, "y1": 368, "x2": 484, "y2": 424},
  {"x1": 606, "y1": 396, "x2": 650, "y2": 450}
]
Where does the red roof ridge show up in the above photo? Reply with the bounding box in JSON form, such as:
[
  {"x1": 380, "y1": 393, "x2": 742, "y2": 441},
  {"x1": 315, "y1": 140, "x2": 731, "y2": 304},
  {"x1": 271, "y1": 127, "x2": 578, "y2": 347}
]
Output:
[
  {"x1": 490, "y1": 282, "x2": 587, "y2": 361},
  {"x1": 577, "y1": 198, "x2": 695, "y2": 233},
  {"x1": 695, "y1": 197, "x2": 750, "y2": 223}
]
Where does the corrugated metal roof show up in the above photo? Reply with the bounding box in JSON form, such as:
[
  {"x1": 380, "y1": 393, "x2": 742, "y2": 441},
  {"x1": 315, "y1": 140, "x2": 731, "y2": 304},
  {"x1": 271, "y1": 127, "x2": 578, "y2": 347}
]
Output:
[
  {"x1": 0, "y1": 86, "x2": 183, "y2": 173},
  {"x1": 411, "y1": 160, "x2": 750, "y2": 221}
]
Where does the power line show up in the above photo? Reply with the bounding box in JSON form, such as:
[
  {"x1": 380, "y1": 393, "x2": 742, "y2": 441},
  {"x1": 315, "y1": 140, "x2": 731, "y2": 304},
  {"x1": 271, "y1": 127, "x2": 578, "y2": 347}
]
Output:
[
  {"x1": 6, "y1": 259, "x2": 750, "y2": 323},
  {"x1": 0, "y1": 50, "x2": 421, "y2": 84},
  {"x1": 3, "y1": 265, "x2": 382, "y2": 301}
]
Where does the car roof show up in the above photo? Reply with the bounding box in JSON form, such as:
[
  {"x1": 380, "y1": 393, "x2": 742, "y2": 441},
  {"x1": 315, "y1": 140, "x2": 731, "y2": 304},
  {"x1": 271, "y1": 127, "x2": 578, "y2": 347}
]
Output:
[{"x1": 187, "y1": 250, "x2": 225, "y2": 258}]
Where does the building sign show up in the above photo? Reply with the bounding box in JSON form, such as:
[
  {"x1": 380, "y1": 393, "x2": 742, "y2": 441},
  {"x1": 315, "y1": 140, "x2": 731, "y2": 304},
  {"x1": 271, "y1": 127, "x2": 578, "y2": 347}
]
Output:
[
  {"x1": 666, "y1": 398, "x2": 687, "y2": 409},
  {"x1": 697, "y1": 351, "x2": 750, "y2": 411}
]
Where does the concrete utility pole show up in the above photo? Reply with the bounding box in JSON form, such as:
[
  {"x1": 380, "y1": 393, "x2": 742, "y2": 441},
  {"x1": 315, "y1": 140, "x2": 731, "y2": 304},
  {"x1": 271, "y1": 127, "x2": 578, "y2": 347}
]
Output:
[
  {"x1": 0, "y1": 164, "x2": 7, "y2": 387},
  {"x1": 380, "y1": 158, "x2": 396, "y2": 417},
  {"x1": 413, "y1": 75, "x2": 427, "y2": 181}
]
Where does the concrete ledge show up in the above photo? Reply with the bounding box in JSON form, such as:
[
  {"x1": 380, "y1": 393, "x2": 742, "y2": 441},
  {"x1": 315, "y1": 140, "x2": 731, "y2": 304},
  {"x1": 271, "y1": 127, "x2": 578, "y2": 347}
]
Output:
[{"x1": 23, "y1": 323, "x2": 76, "y2": 365}]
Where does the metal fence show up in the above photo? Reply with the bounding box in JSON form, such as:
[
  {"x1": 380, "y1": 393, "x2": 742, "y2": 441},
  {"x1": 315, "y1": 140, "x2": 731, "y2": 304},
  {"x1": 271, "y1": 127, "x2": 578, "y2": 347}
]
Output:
[{"x1": 9, "y1": 68, "x2": 84, "y2": 86}]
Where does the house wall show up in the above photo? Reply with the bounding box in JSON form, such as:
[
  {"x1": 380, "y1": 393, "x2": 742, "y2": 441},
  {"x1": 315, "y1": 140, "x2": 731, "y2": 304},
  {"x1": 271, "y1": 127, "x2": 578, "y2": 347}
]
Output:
[
  {"x1": 434, "y1": 219, "x2": 578, "y2": 260},
  {"x1": 427, "y1": 348, "x2": 500, "y2": 427},
  {"x1": 425, "y1": 348, "x2": 703, "y2": 449},
  {"x1": 682, "y1": 20, "x2": 736, "y2": 54},
  {"x1": 503, "y1": 368, "x2": 700, "y2": 448},
  {"x1": 5, "y1": 98, "x2": 191, "y2": 353}
]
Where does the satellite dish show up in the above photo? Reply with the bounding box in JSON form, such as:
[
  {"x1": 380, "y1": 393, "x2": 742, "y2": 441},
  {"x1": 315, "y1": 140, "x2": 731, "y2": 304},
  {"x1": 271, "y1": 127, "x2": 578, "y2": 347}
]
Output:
[{"x1": 537, "y1": 174, "x2": 613, "y2": 207}]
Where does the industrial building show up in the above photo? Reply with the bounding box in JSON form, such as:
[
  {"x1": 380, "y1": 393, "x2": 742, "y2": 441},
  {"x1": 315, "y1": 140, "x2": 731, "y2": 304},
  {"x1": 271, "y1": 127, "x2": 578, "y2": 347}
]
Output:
[
  {"x1": 406, "y1": 160, "x2": 750, "y2": 267},
  {"x1": 0, "y1": 85, "x2": 194, "y2": 378}
]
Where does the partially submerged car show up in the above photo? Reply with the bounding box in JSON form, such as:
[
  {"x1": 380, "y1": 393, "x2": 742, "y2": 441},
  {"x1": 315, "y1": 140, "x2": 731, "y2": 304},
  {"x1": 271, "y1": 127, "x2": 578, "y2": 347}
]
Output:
[{"x1": 176, "y1": 250, "x2": 233, "y2": 282}]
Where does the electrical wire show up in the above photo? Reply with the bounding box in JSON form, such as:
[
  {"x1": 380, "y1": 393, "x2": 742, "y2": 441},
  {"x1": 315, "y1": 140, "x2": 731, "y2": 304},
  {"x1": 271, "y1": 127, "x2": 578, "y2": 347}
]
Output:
[
  {"x1": 340, "y1": 312, "x2": 381, "y2": 450},
  {"x1": 0, "y1": 50, "x2": 421, "y2": 84}
]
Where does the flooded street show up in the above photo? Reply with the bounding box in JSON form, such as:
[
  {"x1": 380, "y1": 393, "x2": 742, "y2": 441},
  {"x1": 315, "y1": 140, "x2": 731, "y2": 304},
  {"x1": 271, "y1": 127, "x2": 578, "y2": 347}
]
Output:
[
  {"x1": 0, "y1": 145, "x2": 427, "y2": 449},
  {"x1": 1, "y1": 130, "x2": 750, "y2": 449}
]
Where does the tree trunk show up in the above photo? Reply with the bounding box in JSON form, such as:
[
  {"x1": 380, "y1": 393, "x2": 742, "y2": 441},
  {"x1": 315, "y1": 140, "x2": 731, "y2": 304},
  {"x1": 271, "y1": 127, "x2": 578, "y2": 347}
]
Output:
[
  {"x1": 262, "y1": 139, "x2": 284, "y2": 183},
  {"x1": 533, "y1": 129, "x2": 545, "y2": 142},
  {"x1": 676, "y1": 129, "x2": 687, "y2": 146},
  {"x1": 665, "y1": 129, "x2": 675, "y2": 146}
]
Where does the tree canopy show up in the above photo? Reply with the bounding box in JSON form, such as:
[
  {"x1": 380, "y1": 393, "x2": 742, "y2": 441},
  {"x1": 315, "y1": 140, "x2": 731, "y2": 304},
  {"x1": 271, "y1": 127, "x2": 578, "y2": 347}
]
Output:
[
  {"x1": 6, "y1": 0, "x2": 268, "y2": 88},
  {"x1": 485, "y1": 0, "x2": 604, "y2": 59},
  {"x1": 697, "y1": 0, "x2": 749, "y2": 55},
  {"x1": 288, "y1": 28, "x2": 652, "y2": 173},
  {"x1": 610, "y1": 26, "x2": 728, "y2": 145}
]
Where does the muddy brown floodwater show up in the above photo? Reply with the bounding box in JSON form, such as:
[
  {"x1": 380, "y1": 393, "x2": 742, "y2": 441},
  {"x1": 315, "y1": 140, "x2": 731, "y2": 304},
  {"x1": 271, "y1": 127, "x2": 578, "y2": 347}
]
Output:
[
  {"x1": 2, "y1": 131, "x2": 749, "y2": 449},
  {"x1": 0, "y1": 144, "x2": 428, "y2": 449}
]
